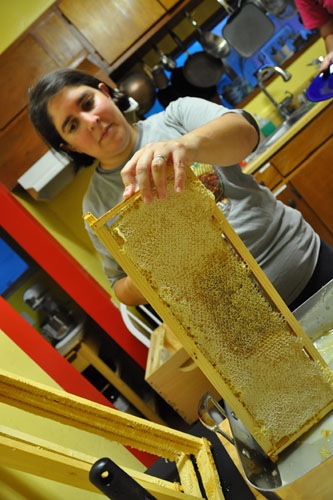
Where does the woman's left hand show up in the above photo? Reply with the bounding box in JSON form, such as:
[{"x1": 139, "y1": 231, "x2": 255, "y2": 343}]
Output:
[
  {"x1": 320, "y1": 51, "x2": 333, "y2": 71},
  {"x1": 121, "y1": 140, "x2": 189, "y2": 203}
]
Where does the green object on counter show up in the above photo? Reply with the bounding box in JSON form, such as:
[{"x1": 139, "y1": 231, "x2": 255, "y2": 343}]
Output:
[
  {"x1": 261, "y1": 120, "x2": 276, "y2": 137},
  {"x1": 254, "y1": 113, "x2": 276, "y2": 138}
]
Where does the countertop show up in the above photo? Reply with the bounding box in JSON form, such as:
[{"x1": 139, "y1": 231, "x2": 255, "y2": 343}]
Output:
[{"x1": 243, "y1": 100, "x2": 331, "y2": 176}]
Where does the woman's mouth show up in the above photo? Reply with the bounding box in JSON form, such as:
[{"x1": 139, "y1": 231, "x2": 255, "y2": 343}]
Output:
[{"x1": 100, "y1": 124, "x2": 112, "y2": 143}]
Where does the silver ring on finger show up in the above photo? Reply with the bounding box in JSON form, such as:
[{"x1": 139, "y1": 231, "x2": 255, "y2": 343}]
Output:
[{"x1": 153, "y1": 154, "x2": 167, "y2": 162}]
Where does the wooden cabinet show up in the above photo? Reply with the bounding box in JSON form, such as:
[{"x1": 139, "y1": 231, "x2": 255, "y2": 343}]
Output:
[
  {"x1": 275, "y1": 183, "x2": 333, "y2": 246},
  {"x1": 0, "y1": 34, "x2": 58, "y2": 131},
  {"x1": 269, "y1": 104, "x2": 333, "y2": 177},
  {"x1": 0, "y1": 0, "x2": 191, "y2": 189},
  {"x1": 0, "y1": 48, "x2": 114, "y2": 189},
  {"x1": 0, "y1": 109, "x2": 48, "y2": 190},
  {"x1": 58, "y1": 0, "x2": 167, "y2": 64},
  {"x1": 158, "y1": 0, "x2": 182, "y2": 9},
  {"x1": 30, "y1": 8, "x2": 88, "y2": 68},
  {"x1": 290, "y1": 136, "x2": 333, "y2": 236},
  {"x1": 250, "y1": 103, "x2": 333, "y2": 246}
]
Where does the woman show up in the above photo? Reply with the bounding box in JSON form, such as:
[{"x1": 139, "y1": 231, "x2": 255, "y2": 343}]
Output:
[
  {"x1": 295, "y1": 0, "x2": 333, "y2": 69},
  {"x1": 28, "y1": 68, "x2": 333, "y2": 309}
]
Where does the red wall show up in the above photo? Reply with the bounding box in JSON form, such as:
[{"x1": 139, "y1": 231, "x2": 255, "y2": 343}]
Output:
[{"x1": 0, "y1": 184, "x2": 147, "y2": 368}]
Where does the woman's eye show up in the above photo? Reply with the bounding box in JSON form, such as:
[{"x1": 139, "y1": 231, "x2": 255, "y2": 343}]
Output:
[
  {"x1": 83, "y1": 96, "x2": 94, "y2": 110},
  {"x1": 68, "y1": 120, "x2": 78, "y2": 133}
]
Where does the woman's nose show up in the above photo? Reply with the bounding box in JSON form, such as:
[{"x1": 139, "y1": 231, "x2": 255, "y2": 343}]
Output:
[{"x1": 84, "y1": 112, "x2": 100, "y2": 129}]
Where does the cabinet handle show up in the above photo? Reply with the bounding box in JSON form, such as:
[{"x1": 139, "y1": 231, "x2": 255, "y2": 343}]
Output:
[
  {"x1": 288, "y1": 198, "x2": 296, "y2": 208},
  {"x1": 274, "y1": 184, "x2": 287, "y2": 197}
]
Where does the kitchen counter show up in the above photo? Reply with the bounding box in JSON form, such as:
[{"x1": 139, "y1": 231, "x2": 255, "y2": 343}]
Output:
[{"x1": 243, "y1": 100, "x2": 331, "y2": 176}]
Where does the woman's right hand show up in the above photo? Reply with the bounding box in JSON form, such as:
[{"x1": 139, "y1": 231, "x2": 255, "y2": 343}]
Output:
[{"x1": 121, "y1": 140, "x2": 189, "y2": 203}]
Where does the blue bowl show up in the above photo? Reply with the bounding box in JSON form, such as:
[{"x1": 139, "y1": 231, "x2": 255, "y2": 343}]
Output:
[{"x1": 306, "y1": 64, "x2": 333, "y2": 102}]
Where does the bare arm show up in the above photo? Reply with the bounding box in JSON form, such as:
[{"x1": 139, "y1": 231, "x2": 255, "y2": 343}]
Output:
[
  {"x1": 320, "y1": 18, "x2": 333, "y2": 69},
  {"x1": 114, "y1": 276, "x2": 147, "y2": 306},
  {"x1": 121, "y1": 112, "x2": 258, "y2": 203}
]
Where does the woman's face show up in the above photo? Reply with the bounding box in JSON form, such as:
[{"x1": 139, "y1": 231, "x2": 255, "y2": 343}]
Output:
[{"x1": 47, "y1": 83, "x2": 135, "y2": 166}]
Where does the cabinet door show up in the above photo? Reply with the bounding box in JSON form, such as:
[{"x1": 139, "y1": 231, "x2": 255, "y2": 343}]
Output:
[
  {"x1": 290, "y1": 136, "x2": 333, "y2": 234},
  {"x1": 31, "y1": 8, "x2": 88, "y2": 68},
  {"x1": 59, "y1": 0, "x2": 166, "y2": 64},
  {"x1": 275, "y1": 183, "x2": 333, "y2": 246},
  {"x1": 0, "y1": 34, "x2": 58, "y2": 130},
  {"x1": 271, "y1": 104, "x2": 333, "y2": 177},
  {"x1": 0, "y1": 109, "x2": 48, "y2": 190}
]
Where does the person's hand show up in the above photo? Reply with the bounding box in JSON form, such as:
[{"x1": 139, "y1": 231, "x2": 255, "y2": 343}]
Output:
[
  {"x1": 320, "y1": 51, "x2": 333, "y2": 71},
  {"x1": 121, "y1": 140, "x2": 189, "y2": 203}
]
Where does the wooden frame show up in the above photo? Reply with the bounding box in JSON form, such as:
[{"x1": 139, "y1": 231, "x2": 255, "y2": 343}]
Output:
[
  {"x1": 0, "y1": 369, "x2": 224, "y2": 499},
  {"x1": 84, "y1": 167, "x2": 333, "y2": 460}
]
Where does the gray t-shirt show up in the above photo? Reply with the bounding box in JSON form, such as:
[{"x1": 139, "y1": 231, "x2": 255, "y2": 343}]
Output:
[{"x1": 83, "y1": 97, "x2": 319, "y2": 305}]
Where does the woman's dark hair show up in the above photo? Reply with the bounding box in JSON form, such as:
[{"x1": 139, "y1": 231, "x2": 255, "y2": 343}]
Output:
[{"x1": 28, "y1": 68, "x2": 131, "y2": 169}]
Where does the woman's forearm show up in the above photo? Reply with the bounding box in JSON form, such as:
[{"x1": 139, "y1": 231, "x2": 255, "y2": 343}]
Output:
[
  {"x1": 320, "y1": 19, "x2": 333, "y2": 69},
  {"x1": 178, "y1": 112, "x2": 259, "y2": 167},
  {"x1": 114, "y1": 276, "x2": 148, "y2": 306}
]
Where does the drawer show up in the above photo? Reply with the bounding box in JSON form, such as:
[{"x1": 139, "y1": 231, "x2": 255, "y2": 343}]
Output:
[{"x1": 253, "y1": 161, "x2": 282, "y2": 190}]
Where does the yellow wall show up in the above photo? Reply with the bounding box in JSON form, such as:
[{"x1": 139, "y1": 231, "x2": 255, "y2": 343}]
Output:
[
  {"x1": 0, "y1": 0, "x2": 53, "y2": 54},
  {"x1": 15, "y1": 166, "x2": 113, "y2": 296}
]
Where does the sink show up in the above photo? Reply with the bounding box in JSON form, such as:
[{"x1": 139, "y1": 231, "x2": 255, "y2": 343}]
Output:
[
  {"x1": 245, "y1": 101, "x2": 315, "y2": 162},
  {"x1": 263, "y1": 121, "x2": 291, "y2": 147}
]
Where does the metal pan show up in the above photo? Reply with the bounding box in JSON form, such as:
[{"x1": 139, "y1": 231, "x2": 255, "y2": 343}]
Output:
[
  {"x1": 169, "y1": 67, "x2": 218, "y2": 99},
  {"x1": 221, "y1": 1, "x2": 275, "y2": 58},
  {"x1": 185, "y1": 11, "x2": 230, "y2": 59},
  {"x1": 153, "y1": 45, "x2": 177, "y2": 71},
  {"x1": 169, "y1": 30, "x2": 224, "y2": 88}
]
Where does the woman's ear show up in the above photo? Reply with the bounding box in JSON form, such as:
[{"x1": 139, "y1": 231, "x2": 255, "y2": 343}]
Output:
[
  {"x1": 60, "y1": 142, "x2": 76, "y2": 152},
  {"x1": 98, "y1": 82, "x2": 111, "y2": 97}
]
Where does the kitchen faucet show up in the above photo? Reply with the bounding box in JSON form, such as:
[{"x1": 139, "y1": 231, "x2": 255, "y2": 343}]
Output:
[{"x1": 257, "y1": 65, "x2": 294, "y2": 120}]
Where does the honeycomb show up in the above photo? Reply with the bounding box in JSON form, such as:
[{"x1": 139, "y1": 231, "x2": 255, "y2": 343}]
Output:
[{"x1": 94, "y1": 170, "x2": 333, "y2": 456}]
